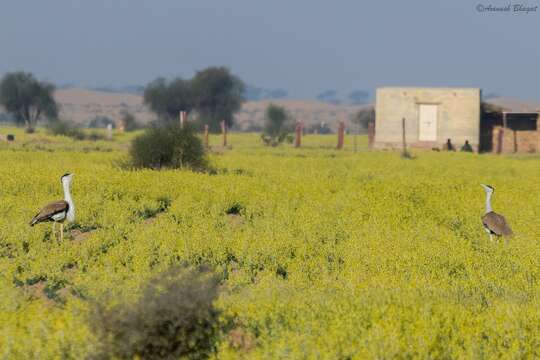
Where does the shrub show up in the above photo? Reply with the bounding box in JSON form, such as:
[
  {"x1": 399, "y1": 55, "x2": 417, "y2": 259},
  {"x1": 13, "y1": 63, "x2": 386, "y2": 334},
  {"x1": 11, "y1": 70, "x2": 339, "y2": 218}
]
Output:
[
  {"x1": 87, "y1": 131, "x2": 107, "y2": 141},
  {"x1": 352, "y1": 107, "x2": 375, "y2": 133},
  {"x1": 47, "y1": 119, "x2": 86, "y2": 140},
  {"x1": 129, "y1": 123, "x2": 208, "y2": 171},
  {"x1": 89, "y1": 266, "x2": 221, "y2": 360},
  {"x1": 119, "y1": 110, "x2": 139, "y2": 132},
  {"x1": 261, "y1": 104, "x2": 293, "y2": 147}
]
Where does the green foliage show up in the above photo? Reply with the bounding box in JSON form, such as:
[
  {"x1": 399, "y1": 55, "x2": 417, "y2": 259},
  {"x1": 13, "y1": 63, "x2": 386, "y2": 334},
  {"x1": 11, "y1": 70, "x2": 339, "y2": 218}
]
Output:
[
  {"x1": 47, "y1": 120, "x2": 108, "y2": 141},
  {"x1": 352, "y1": 107, "x2": 375, "y2": 132},
  {"x1": 143, "y1": 67, "x2": 245, "y2": 132},
  {"x1": 47, "y1": 120, "x2": 86, "y2": 140},
  {"x1": 261, "y1": 104, "x2": 293, "y2": 146},
  {"x1": 86, "y1": 131, "x2": 108, "y2": 141},
  {"x1": 0, "y1": 72, "x2": 58, "y2": 132},
  {"x1": 90, "y1": 266, "x2": 221, "y2": 360},
  {"x1": 190, "y1": 67, "x2": 245, "y2": 132},
  {"x1": 119, "y1": 110, "x2": 139, "y2": 132},
  {"x1": 129, "y1": 123, "x2": 208, "y2": 170},
  {"x1": 143, "y1": 77, "x2": 194, "y2": 120}
]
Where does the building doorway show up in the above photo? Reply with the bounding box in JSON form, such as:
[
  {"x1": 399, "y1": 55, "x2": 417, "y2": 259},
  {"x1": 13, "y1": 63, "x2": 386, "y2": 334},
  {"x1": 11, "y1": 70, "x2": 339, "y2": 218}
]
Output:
[{"x1": 418, "y1": 104, "x2": 438, "y2": 141}]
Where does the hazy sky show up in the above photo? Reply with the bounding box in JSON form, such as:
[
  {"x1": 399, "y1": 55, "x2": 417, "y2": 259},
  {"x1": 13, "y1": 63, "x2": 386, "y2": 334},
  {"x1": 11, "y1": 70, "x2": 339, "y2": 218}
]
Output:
[{"x1": 1, "y1": 0, "x2": 539, "y2": 100}]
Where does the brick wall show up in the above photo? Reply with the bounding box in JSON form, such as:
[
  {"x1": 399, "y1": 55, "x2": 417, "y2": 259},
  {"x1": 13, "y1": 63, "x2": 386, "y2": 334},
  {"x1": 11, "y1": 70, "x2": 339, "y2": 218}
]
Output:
[{"x1": 492, "y1": 126, "x2": 540, "y2": 153}]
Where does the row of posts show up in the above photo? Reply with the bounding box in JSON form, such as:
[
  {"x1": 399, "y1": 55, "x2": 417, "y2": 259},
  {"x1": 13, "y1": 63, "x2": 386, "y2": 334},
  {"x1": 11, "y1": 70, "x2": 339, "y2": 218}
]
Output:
[
  {"x1": 293, "y1": 121, "x2": 347, "y2": 149},
  {"x1": 179, "y1": 111, "x2": 372, "y2": 150},
  {"x1": 292, "y1": 120, "x2": 376, "y2": 150}
]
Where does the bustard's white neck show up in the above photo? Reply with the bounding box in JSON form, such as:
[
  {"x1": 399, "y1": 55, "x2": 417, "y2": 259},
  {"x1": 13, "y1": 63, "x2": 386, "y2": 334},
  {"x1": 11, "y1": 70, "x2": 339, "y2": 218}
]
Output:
[
  {"x1": 62, "y1": 174, "x2": 75, "y2": 222},
  {"x1": 481, "y1": 184, "x2": 494, "y2": 213}
]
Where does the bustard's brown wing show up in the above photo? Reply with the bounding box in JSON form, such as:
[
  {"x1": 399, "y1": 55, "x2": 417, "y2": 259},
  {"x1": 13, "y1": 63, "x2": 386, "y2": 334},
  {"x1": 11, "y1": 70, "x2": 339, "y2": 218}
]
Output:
[
  {"x1": 482, "y1": 211, "x2": 513, "y2": 237},
  {"x1": 29, "y1": 200, "x2": 69, "y2": 226}
]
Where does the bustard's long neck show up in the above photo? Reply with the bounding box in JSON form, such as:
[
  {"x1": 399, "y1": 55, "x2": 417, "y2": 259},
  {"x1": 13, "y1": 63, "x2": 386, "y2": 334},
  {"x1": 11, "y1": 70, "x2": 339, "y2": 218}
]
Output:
[
  {"x1": 63, "y1": 180, "x2": 75, "y2": 221},
  {"x1": 485, "y1": 191, "x2": 493, "y2": 213}
]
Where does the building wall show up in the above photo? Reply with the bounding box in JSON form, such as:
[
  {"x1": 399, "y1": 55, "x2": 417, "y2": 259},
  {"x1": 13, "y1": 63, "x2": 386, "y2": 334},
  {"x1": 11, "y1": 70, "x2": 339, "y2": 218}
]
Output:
[
  {"x1": 375, "y1": 87, "x2": 481, "y2": 150},
  {"x1": 492, "y1": 122, "x2": 540, "y2": 154}
]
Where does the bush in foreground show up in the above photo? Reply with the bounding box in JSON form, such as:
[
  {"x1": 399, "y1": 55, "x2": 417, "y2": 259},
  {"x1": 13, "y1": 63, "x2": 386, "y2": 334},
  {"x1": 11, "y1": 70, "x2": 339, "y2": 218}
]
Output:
[
  {"x1": 90, "y1": 266, "x2": 221, "y2": 360},
  {"x1": 129, "y1": 123, "x2": 208, "y2": 170}
]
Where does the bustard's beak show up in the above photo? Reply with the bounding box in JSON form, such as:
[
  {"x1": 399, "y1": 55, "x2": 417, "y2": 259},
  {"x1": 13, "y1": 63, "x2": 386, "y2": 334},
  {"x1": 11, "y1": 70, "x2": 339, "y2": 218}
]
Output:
[{"x1": 480, "y1": 184, "x2": 492, "y2": 191}]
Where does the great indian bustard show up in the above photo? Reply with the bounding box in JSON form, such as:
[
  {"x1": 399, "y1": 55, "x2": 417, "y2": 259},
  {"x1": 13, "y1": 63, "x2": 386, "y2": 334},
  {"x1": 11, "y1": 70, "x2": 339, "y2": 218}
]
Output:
[
  {"x1": 30, "y1": 173, "x2": 75, "y2": 242},
  {"x1": 480, "y1": 184, "x2": 512, "y2": 243}
]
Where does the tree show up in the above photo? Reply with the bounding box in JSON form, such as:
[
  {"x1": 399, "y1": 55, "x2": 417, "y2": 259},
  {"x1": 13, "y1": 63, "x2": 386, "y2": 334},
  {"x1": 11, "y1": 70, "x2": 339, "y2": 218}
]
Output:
[
  {"x1": 143, "y1": 77, "x2": 194, "y2": 121},
  {"x1": 0, "y1": 72, "x2": 58, "y2": 132},
  {"x1": 352, "y1": 107, "x2": 375, "y2": 132},
  {"x1": 243, "y1": 85, "x2": 288, "y2": 101},
  {"x1": 348, "y1": 90, "x2": 370, "y2": 105},
  {"x1": 317, "y1": 89, "x2": 340, "y2": 105},
  {"x1": 191, "y1": 67, "x2": 245, "y2": 132},
  {"x1": 261, "y1": 104, "x2": 294, "y2": 146}
]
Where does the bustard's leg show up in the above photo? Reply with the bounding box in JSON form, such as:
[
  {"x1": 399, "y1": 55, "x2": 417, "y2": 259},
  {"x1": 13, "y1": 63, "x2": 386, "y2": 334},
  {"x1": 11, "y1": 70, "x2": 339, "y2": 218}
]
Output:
[
  {"x1": 60, "y1": 223, "x2": 64, "y2": 242},
  {"x1": 52, "y1": 222, "x2": 56, "y2": 239},
  {"x1": 489, "y1": 233, "x2": 493, "y2": 242}
]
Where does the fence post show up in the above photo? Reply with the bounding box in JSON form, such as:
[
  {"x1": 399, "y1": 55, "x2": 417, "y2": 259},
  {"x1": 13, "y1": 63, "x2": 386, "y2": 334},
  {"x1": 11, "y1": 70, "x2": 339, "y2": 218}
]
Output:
[
  {"x1": 368, "y1": 121, "x2": 375, "y2": 149},
  {"x1": 204, "y1": 124, "x2": 209, "y2": 148},
  {"x1": 179, "y1": 111, "x2": 187, "y2": 129},
  {"x1": 220, "y1": 120, "x2": 227, "y2": 147},
  {"x1": 496, "y1": 127, "x2": 504, "y2": 154},
  {"x1": 401, "y1": 118, "x2": 406, "y2": 152},
  {"x1": 295, "y1": 121, "x2": 303, "y2": 148},
  {"x1": 106, "y1": 123, "x2": 113, "y2": 140},
  {"x1": 337, "y1": 121, "x2": 345, "y2": 150},
  {"x1": 117, "y1": 118, "x2": 125, "y2": 134}
]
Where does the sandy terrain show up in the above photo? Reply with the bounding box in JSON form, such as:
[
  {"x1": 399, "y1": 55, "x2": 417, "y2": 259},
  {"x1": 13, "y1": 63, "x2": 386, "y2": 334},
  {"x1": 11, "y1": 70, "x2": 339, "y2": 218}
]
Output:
[{"x1": 53, "y1": 88, "x2": 371, "y2": 130}]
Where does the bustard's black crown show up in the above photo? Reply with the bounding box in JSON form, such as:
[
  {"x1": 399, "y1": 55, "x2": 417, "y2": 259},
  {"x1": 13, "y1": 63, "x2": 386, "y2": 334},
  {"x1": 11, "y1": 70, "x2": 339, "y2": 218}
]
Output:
[{"x1": 61, "y1": 173, "x2": 72, "y2": 180}]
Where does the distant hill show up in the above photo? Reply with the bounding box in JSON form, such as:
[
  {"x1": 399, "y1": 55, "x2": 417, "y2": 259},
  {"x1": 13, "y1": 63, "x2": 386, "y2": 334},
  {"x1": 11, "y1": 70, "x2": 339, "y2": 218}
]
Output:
[
  {"x1": 55, "y1": 88, "x2": 153, "y2": 125},
  {"x1": 235, "y1": 99, "x2": 371, "y2": 131},
  {"x1": 54, "y1": 88, "x2": 372, "y2": 130}
]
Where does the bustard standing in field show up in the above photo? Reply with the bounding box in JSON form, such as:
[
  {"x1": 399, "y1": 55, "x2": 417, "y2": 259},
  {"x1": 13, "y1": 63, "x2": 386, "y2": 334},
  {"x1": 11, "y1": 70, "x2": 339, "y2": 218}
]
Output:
[
  {"x1": 480, "y1": 184, "x2": 512, "y2": 243},
  {"x1": 30, "y1": 173, "x2": 75, "y2": 242}
]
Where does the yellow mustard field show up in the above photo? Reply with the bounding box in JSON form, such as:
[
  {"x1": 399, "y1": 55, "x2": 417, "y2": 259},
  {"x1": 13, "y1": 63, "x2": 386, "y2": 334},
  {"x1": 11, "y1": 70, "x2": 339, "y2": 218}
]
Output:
[{"x1": 1, "y1": 128, "x2": 540, "y2": 359}]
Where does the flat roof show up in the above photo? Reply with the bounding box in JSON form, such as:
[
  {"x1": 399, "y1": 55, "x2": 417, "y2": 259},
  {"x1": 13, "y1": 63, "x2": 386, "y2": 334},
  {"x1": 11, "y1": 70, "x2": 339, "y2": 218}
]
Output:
[
  {"x1": 377, "y1": 86, "x2": 480, "y2": 91},
  {"x1": 483, "y1": 98, "x2": 540, "y2": 114}
]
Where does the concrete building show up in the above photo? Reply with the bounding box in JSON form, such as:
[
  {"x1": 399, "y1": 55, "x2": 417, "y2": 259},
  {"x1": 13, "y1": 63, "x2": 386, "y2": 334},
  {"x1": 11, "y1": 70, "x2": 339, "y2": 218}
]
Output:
[
  {"x1": 375, "y1": 87, "x2": 481, "y2": 151},
  {"x1": 374, "y1": 87, "x2": 540, "y2": 153}
]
